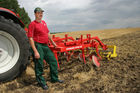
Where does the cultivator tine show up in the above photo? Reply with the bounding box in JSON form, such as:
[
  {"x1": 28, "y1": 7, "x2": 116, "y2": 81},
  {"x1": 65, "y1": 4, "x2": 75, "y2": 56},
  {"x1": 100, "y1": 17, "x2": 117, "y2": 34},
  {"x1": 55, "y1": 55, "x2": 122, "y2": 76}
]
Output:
[
  {"x1": 82, "y1": 49, "x2": 86, "y2": 63},
  {"x1": 54, "y1": 51, "x2": 60, "y2": 68},
  {"x1": 92, "y1": 55, "x2": 100, "y2": 67}
]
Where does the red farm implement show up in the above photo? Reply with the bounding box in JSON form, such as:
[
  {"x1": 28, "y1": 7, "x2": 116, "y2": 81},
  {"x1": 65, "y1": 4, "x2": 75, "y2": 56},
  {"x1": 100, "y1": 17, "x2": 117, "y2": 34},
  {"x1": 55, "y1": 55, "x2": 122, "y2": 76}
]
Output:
[{"x1": 49, "y1": 34, "x2": 117, "y2": 68}]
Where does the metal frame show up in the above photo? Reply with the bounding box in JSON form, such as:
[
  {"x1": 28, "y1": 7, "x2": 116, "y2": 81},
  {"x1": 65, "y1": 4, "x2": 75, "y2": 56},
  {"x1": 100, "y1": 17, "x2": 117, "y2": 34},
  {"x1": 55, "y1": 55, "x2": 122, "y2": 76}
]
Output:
[{"x1": 49, "y1": 34, "x2": 117, "y2": 68}]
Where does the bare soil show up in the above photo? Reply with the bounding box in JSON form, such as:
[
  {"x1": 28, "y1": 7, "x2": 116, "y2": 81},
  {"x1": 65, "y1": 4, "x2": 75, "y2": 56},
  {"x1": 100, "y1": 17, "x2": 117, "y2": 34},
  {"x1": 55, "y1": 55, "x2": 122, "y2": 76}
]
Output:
[{"x1": 0, "y1": 28, "x2": 140, "y2": 93}]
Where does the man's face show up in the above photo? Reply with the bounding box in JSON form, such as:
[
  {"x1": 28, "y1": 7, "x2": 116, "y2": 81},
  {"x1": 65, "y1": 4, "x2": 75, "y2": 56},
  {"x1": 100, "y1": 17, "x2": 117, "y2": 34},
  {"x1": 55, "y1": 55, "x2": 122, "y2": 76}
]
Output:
[{"x1": 35, "y1": 11, "x2": 43, "y2": 20}]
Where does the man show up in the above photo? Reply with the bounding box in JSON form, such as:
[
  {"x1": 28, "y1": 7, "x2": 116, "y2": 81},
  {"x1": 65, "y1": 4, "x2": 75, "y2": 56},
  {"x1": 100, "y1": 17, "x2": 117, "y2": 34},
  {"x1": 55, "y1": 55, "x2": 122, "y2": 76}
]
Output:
[{"x1": 28, "y1": 7, "x2": 63, "y2": 90}]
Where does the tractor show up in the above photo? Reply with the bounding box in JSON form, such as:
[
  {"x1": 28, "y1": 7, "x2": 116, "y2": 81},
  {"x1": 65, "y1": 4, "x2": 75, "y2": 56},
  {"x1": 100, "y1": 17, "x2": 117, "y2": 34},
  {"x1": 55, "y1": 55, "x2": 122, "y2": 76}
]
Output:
[{"x1": 0, "y1": 7, "x2": 29, "y2": 82}]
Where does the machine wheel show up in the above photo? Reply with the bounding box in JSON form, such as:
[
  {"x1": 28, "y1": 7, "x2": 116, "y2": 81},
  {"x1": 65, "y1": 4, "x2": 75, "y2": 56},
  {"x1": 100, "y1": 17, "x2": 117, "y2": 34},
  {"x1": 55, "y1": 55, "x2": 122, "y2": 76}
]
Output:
[{"x1": 0, "y1": 16, "x2": 29, "y2": 82}]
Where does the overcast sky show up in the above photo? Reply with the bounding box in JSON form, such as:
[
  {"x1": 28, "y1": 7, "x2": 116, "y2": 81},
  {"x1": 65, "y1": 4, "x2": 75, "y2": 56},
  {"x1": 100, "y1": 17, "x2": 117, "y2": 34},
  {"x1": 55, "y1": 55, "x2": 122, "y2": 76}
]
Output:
[{"x1": 18, "y1": 0, "x2": 140, "y2": 32}]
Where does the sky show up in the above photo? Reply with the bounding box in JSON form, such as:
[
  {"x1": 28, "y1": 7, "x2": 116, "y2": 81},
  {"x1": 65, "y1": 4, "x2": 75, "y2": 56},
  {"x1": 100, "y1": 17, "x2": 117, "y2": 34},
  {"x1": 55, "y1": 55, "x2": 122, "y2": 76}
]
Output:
[{"x1": 18, "y1": 0, "x2": 140, "y2": 32}]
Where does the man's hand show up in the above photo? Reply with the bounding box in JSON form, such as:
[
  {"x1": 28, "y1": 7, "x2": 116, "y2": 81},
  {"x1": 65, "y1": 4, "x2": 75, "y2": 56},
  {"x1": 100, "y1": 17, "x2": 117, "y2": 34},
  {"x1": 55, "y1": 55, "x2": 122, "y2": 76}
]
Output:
[
  {"x1": 34, "y1": 51, "x2": 40, "y2": 59},
  {"x1": 48, "y1": 33, "x2": 58, "y2": 48},
  {"x1": 53, "y1": 43, "x2": 57, "y2": 48},
  {"x1": 28, "y1": 38, "x2": 40, "y2": 59},
  {"x1": 54, "y1": 44, "x2": 58, "y2": 48}
]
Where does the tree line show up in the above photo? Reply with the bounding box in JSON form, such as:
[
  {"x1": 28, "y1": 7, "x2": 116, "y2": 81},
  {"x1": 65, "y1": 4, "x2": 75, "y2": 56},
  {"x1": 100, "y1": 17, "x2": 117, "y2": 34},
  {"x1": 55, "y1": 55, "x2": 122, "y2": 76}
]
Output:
[{"x1": 0, "y1": 0, "x2": 31, "y2": 27}]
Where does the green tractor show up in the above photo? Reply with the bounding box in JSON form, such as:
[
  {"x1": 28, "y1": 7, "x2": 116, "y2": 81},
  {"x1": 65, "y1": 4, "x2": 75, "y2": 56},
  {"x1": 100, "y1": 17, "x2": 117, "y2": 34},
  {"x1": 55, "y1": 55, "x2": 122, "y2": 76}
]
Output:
[{"x1": 0, "y1": 7, "x2": 29, "y2": 82}]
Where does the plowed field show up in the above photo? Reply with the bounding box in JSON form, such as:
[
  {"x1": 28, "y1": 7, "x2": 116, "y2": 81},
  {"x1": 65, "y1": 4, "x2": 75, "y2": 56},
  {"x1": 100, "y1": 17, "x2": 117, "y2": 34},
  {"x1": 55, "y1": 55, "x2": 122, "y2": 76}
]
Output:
[{"x1": 0, "y1": 28, "x2": 140, "y2": 93}]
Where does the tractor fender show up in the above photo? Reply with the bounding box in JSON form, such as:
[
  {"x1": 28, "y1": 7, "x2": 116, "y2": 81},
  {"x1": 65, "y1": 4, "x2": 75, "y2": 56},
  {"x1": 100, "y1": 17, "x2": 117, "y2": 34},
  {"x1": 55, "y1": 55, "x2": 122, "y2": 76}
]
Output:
[{"x1": 0, "y1": 7, "x2": 24, "y2": 28}]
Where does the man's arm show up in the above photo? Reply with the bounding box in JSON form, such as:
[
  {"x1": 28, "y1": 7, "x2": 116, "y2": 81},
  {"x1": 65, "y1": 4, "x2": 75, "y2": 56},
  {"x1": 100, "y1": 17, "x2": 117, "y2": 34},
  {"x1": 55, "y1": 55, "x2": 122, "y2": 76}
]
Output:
[
  {"x1": 29, "y1": 37, "x2": 40, "y2": 59},
  {"x1": 48, "y1": 33, "x2": 57, "y2": 47}
]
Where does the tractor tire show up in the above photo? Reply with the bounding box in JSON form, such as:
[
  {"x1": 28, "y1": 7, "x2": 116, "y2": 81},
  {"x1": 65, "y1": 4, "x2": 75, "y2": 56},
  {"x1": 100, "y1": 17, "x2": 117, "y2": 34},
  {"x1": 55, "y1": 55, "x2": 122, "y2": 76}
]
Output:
[{"x1": 0, "y1": 16, "x2": 29, "y2": 82}]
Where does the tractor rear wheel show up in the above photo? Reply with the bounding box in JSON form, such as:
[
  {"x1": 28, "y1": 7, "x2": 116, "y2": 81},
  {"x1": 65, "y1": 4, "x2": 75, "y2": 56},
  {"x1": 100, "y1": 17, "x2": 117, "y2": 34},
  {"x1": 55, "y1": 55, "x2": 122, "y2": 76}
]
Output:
[{"x1": 0, "y1": 16, "x2": 29, "y2": 82}]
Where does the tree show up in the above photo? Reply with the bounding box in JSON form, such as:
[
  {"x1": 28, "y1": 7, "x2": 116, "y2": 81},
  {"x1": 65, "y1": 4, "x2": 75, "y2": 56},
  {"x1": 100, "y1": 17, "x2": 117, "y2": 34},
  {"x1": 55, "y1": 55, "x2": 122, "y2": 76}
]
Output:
[{"x1": 0, "y1": 0, "x2": 31, "y2": 27}]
